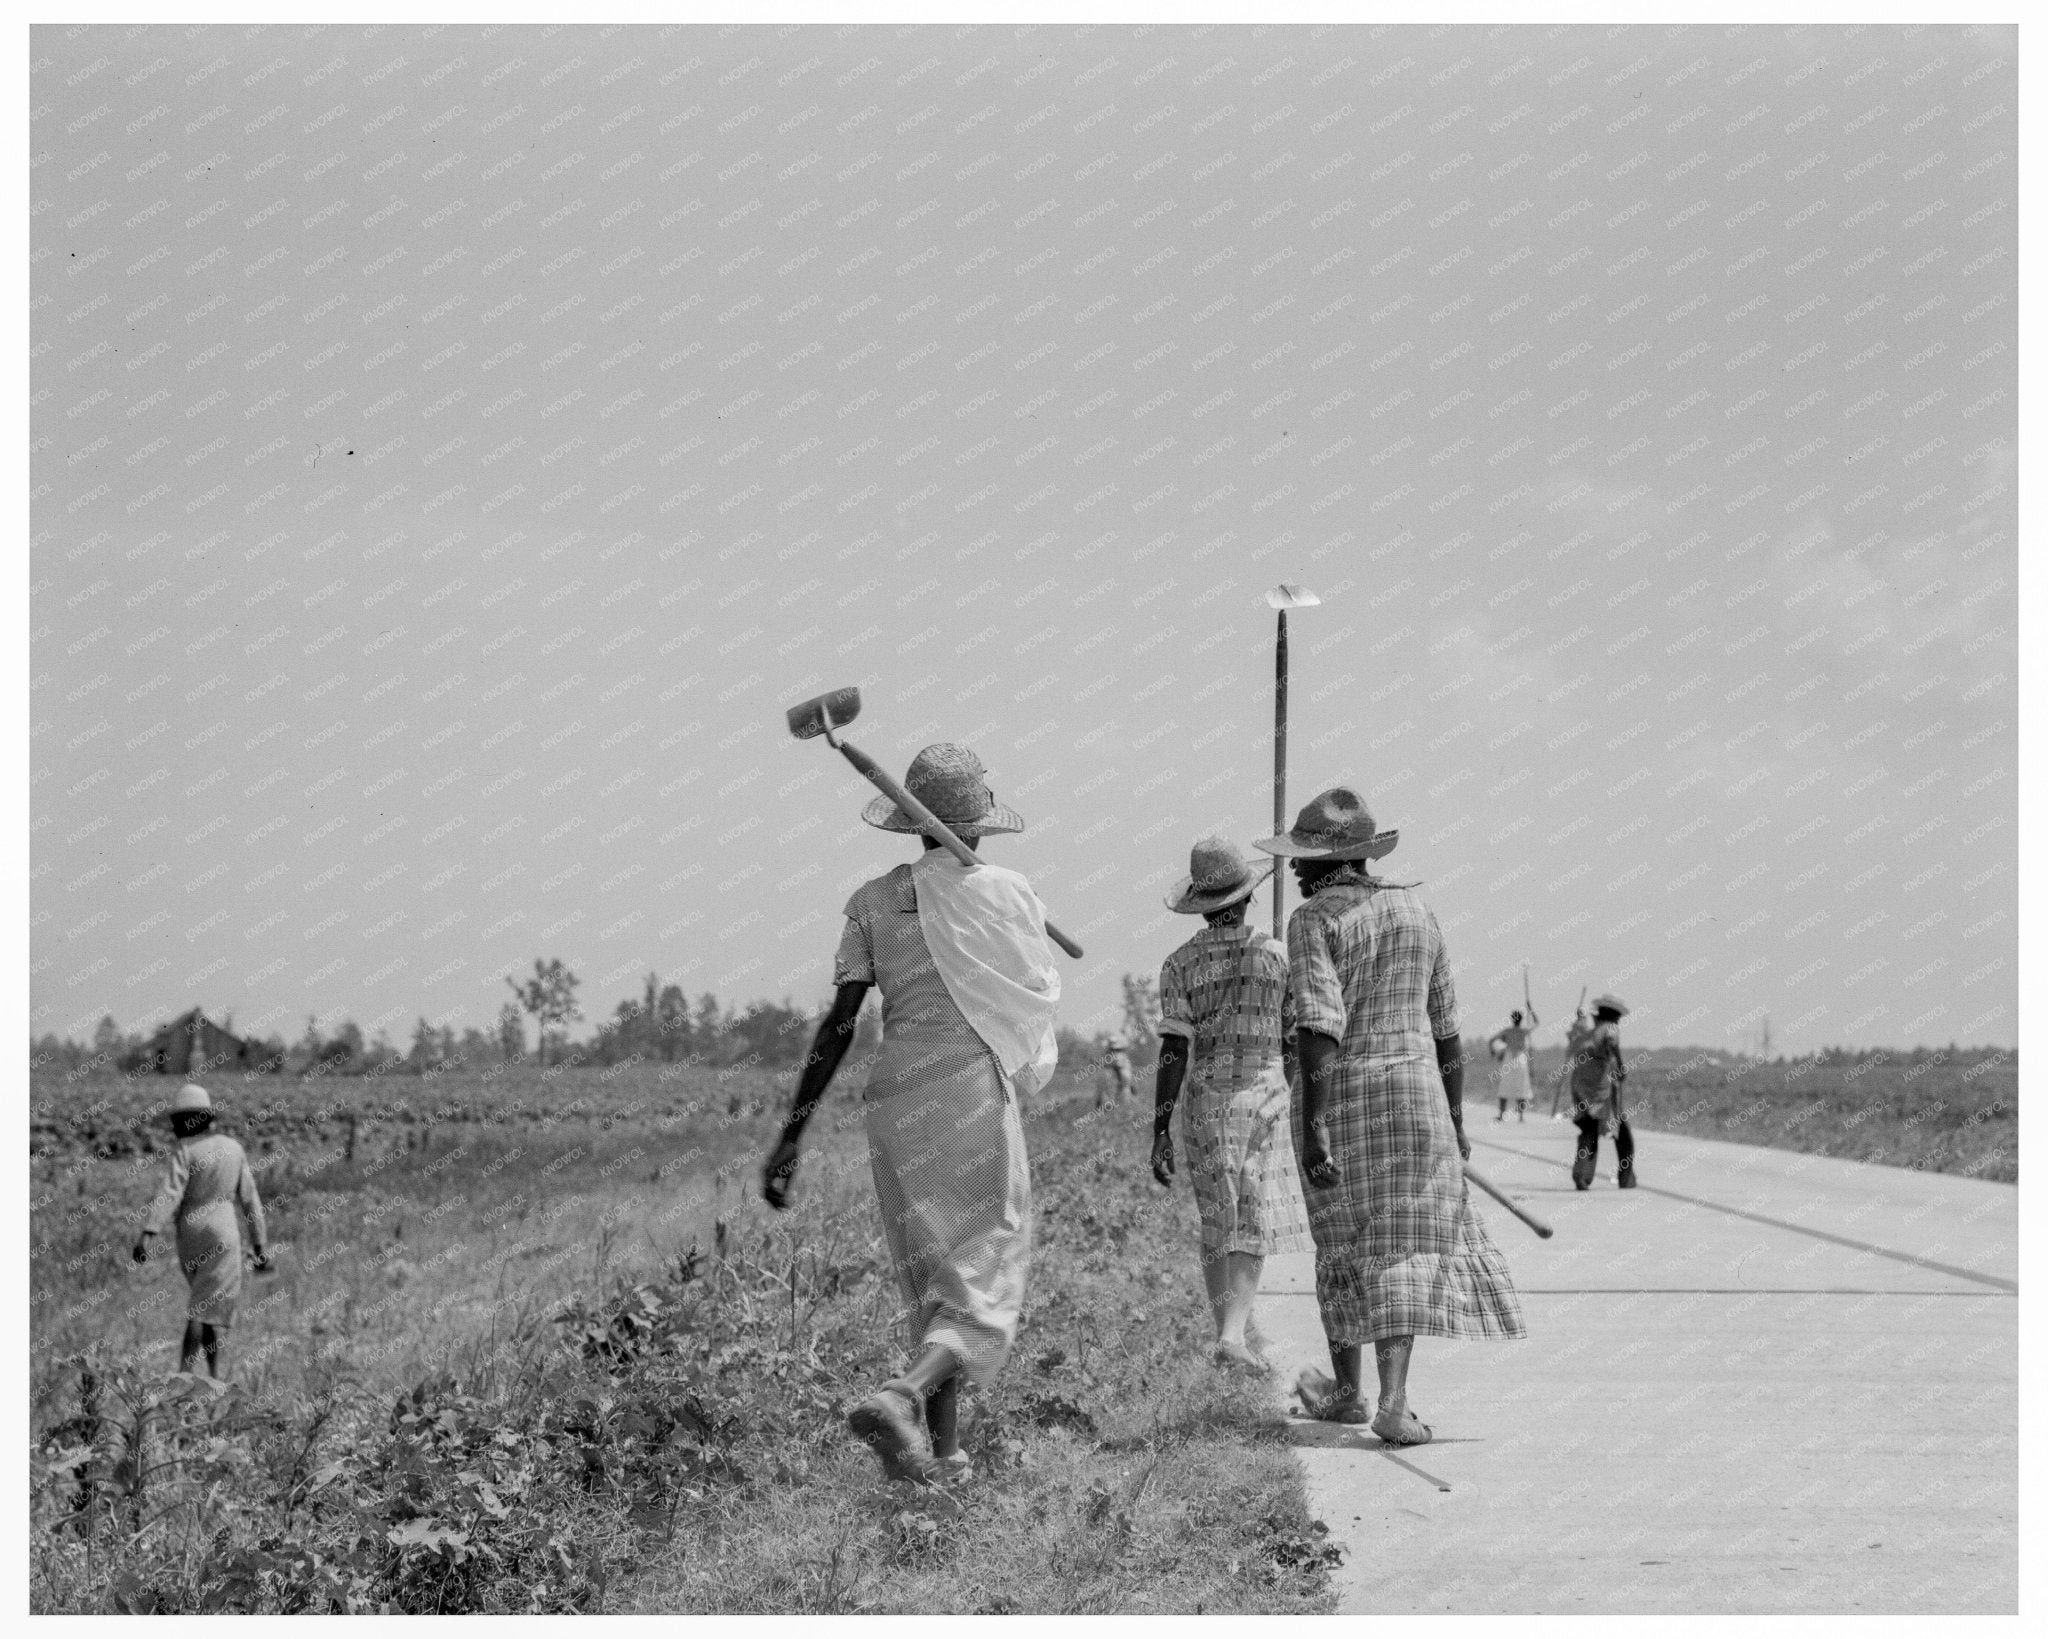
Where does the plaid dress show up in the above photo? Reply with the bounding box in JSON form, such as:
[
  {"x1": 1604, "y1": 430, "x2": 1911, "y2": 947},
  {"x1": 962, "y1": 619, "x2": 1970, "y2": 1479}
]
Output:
[
  {"x1": 1158, "y1": 923, "x2": 1313, "y2": 1261},
  {"x1": 835, "y1": 865, "x2": 1032, "y2": 1389},
  {"x1": 1286, "y1": 868, "x2": 1525, "y2": 1346}
]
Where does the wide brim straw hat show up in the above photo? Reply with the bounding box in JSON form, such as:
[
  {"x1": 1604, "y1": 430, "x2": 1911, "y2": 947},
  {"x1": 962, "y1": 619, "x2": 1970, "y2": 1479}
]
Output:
[
  {"x1": 1164, "y1": 834, "x2": 1275, "y2": 914},
  {"x1": 1591, "y1": 993, "x2": 1631, "y2": 1018},
  {"x1": 171, "y1": 1083, "x2": 212, "y2": 1115},
  {"x1": 1253, "y1": 787, "x2": 1400, "y2": 861},
  {"x1": 862, "y1": 742, "x2": 1026, "y2": 838}
]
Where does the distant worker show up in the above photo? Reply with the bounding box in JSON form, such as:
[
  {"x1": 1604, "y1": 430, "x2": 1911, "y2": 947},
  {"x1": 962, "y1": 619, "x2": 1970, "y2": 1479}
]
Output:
[
  {"x1": 1150, "y1": 836, "x2": 1312, "y2": 1374},
  {"x1": 1565, "y1": 994, "x2": 1635, "y2": 1190},
  {"x1": 131, "y1": 1084, "x2": 271, "y2": 1379},
  {"x1": 761, "y1": 743, "x2": 1058, "y2": 1497},
  {"x1": 1487, "y1": 1003, "x2": 1539, "y2": 1122},
  {"x1": 1550, "y1": 999, "x2": 1593, "y2": 1121},
  {"x1": 1098, "y1": 1032, "x2": 1134, "y2": 1108}
]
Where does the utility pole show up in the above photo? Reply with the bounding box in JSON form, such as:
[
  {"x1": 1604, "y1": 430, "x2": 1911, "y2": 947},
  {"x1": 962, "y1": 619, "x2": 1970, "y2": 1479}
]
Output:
[{"x1": 1265, "y1": 584, "x2": 1320, "y2": 941}]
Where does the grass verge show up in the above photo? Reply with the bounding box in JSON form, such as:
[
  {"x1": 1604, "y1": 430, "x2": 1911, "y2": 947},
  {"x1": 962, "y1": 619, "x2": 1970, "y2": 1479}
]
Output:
[{"x1": 29, "y1": 1069, "x2": 1338, "y2": 1613}]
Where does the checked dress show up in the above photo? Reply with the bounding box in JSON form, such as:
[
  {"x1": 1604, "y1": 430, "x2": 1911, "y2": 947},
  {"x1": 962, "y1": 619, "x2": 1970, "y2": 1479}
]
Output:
[
  {"x1": 1157, "y1": 922, "x2": 1313, "y2": 1262},
  {"x1": 1286, "y1": 868, "x2": 1525, "y2": 1346}
]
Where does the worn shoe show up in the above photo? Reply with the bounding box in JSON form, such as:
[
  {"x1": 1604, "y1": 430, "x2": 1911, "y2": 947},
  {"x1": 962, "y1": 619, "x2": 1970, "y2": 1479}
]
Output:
[
  {"x1": 1295, "y1": 1367, "x2": 1372, "y2": 1424},
  {"x1": 930, "y1": 1450, "x2": 973, "y2": 1488},
  {"x1": 847, "y1": 1382, "x2": 933, "y2": 1484},
  {"x1": 1371, "y1": 1404, "x2": 1434, "y2": 1447}
]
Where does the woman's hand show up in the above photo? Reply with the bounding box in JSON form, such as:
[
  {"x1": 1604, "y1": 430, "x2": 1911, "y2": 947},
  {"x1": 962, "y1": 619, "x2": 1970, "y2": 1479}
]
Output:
[
  {"x1": 251, "y1": 1248, "x2": 272, "y2": 1273},
  {"x1": 1150, "y1": 1132, "x2": 1176, "y2": 1188},
  {"x1": 1455, "y1": 1124, "x2": 1472, "y2": 1162},
  {"x1": 1300, "y1": 1117, "x2": 1338, "y2": 1188},
  {"x1": 131, "y1": 1235, "x2": 150, "y2": 1265},
  {"x1": 762, "y1": 1136, "x2": 801, "y2": 1211}
]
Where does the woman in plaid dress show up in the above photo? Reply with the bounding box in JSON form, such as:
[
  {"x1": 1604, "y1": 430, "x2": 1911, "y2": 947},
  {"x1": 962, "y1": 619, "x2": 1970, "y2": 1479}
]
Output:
[
  {"x1": 1150, "y1": 837, "x2": 1313, "y2": 1373},
  {"x1": 1257, "y1": 788, "x2": 1525, "y2": 1447}
]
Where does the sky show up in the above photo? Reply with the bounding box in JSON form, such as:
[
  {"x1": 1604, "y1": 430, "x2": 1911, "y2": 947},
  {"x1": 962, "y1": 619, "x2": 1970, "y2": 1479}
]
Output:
[{"x1": 30, "y1": 21, "x2": 2018, "y2": 1056}]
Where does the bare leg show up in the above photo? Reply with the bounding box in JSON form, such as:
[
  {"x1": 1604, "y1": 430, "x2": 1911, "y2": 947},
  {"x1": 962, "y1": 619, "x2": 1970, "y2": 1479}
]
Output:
[
  {"x1": 1219, "y1": 1253, "x2": 1263, "y2": 1350},
  {"x1": 1327, "y1": 1340, "x2": 1365, "y2": 1402},
  {"x1": 1371, "y1": 1334, "x2": 1432, "y2": 1443},
  {"x1": 924, "y1": 1375, "x2": 960, "y2": 1459},
  {"x1": 1199, "y1": 1244, "x2": 1229, "y2": 1337},
  {"x1": 178, "y1": 1320, "x2": 204, "y2": 1375},
  {"x1": 1373, "y1": 1334, "x2": 1415, "y2": 1417},
  {"x1": 199, "y1": 1323, "x2": 228, "y2": 1380}
]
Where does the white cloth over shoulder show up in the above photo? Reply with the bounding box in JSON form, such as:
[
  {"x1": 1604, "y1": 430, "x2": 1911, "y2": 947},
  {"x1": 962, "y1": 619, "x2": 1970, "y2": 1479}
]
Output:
[{"x1": 911, "y1": 849, "x2": 1060, "y2": 1098}]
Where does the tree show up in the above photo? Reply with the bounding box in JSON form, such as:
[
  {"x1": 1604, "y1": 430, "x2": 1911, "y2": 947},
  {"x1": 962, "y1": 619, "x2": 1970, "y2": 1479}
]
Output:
[
  {"x1": 508, "y1": 958, "x2": 581, "y2": 1067},
  {"x1": 692, "y1": 993, "x2": 724, "y2": 1066},
  {"x1": 409, "y1": 1016, "x2": 441, "y2": 1072},
  {"x1": 92, "y1": 1015, "x2": 121, "y2": 1056},
  {"x1": 655, "y1": 983, "x2": 690, "y2": 1062},
  {"x1": 1121, "y1": 973, "x2": 1161, "y2": 1053},
  {"x1": 496, "y1": 1002, "x2": 526, "y2": 1064}
]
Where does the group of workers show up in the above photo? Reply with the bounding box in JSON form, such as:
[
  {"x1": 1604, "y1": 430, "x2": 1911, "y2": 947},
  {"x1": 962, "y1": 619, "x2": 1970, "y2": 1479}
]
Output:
[
  {"x1": 757, "y1": 743, "x2": 1638, "y2": 1493},
  {"x1": 130, "y1": 737, "x2": 1636, "y2": 1510}
]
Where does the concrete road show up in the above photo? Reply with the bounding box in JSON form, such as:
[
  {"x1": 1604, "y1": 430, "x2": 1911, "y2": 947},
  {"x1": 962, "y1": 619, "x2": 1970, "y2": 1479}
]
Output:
[{"x1": 1254, "y1": 1122, "x2": 2018, "y2": 1613}]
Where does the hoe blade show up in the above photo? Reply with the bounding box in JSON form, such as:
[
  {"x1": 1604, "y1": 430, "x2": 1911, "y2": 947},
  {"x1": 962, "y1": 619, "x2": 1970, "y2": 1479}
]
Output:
[
  {"x1": 785, "y1": 685, "x2": 863, "y2": 740},
  {"x1": 1264, "y1": 583, "x2": 1322, "y2": 610}
]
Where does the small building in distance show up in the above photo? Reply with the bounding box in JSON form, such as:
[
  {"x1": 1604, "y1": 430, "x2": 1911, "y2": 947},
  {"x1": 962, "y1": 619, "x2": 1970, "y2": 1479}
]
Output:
[{"x1": 143, "y1": 1009, "x2": 259, "y2": 1076}]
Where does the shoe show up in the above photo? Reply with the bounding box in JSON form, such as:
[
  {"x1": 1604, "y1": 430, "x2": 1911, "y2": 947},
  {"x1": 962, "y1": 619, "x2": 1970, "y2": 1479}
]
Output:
[
  {"x1": 1571, "y1": 1154, "x2": 1595, "y2": 1191},
  {"x1": 930, "y1": 1450, "x2": 973, "y2": 1488},
  {"x1": 847, "y1": 1383, "x2": 934, "y2": 1484},
  {"x1": 1371, "y1": 1404, "x2": 1434, "y2": 1447},
  {"x1": 1295, "y1": 1367, "x2": 1372, "y2": 1424}
]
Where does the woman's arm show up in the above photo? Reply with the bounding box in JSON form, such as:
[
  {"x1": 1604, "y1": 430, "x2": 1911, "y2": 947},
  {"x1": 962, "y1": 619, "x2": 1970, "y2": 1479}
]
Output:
[
  {"x1": 1295, "y1": 1028, "x2": 1342, "y2": 1185},
  {"x1": 761, "y1": 981, "x2": 870, "y2": 1209},
  {"x1": 1435, "y1": 1033, "x2": 1470, "y2": 1160},
  {"x1": 1150, "y1": 1034, "x2": 1189, "y2": 1186},
  {"x1": 134, "y1": 1147, "x2": 188, "y2": 1260}
]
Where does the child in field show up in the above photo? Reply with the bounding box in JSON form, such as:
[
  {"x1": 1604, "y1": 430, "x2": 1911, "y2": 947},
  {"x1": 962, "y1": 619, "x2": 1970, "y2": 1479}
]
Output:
[{"x1": 131, "y1": 1084, "x2": 270, "y2": 1378}]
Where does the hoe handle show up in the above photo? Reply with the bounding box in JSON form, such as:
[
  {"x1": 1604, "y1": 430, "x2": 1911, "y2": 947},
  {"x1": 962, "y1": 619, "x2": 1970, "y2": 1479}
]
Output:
[
  {"x1": 833, "y1": 739, "x2": 1085, "y2": 960},
  {"x1": 1464, "y1": 1163, "x2": 1554, "y2": 1240}
]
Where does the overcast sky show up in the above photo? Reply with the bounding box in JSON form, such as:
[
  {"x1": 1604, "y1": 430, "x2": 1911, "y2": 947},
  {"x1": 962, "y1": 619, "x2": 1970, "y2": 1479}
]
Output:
[{"x1": 31, "y1": 21, "x2": 2016, "y2": 1056}]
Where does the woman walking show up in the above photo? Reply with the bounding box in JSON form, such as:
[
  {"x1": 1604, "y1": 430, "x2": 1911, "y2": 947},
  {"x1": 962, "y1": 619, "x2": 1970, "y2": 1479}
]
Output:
[
  {"x1": 1487, "y1": 1004, "x2": 1539, "y2": 1121},
  {"x1": 130, "y1": 1084, "x2": 270, "y2": 1379},
  {"x1": 1150, "y1": 837, "x2": 1313, "y2": 1374},
  {"x1": 1256, "y1": 788, "x2": 1525, "y2": 1446},
  {"x1": 762, "y1": 743, "x2": 1058, "y2": 1493}
]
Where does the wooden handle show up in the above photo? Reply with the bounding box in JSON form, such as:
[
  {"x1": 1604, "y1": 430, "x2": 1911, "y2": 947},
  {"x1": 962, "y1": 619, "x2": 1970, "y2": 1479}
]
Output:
[
  {"x1": 1464, "y1": 1163, "x2": 1554, "y2": 1239},
  {"x1": 833, "y1": 740, "x2": 1085, "y2": 959}
]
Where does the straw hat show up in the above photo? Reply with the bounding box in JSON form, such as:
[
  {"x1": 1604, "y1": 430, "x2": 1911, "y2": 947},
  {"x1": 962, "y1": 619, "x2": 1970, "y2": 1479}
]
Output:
[
  {"x1": 1164, "y1": 835, "x2": 1275, "y2": 914},
  {"x1": 171, "y1": 1083, "x2": 212, "y2": 1114},
  {"x1": 862, "y1": 743, "x2": 1025, "y2": 837},
  {"x1": 1591, "y1": 993, "x2": 1630, "y2": 1019},
  {"x1": 1253, "y1": 787, "x2": 1400, "y2": 861}
]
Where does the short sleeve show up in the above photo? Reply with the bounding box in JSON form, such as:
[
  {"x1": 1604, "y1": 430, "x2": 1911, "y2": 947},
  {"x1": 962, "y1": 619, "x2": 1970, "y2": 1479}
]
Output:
[
  {"x1": 831, "y1": 892, "x2": 875, "y2": 986},
  {"x1": 1156, "y1": 951, "x2": 1194, "y2": 1040},
  {"x1": 1288, "y1": 908, "x2": 1348, "y2": 1040},
  {"x1": 1425, "y1": 911, "x2": 1460, "y2": 1041}
]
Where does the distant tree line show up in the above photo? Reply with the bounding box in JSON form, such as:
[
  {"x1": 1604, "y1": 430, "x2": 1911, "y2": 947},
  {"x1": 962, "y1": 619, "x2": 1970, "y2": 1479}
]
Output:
[{"x1": 27, "y1": 958, "x2": 880, "y2": 1081}]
